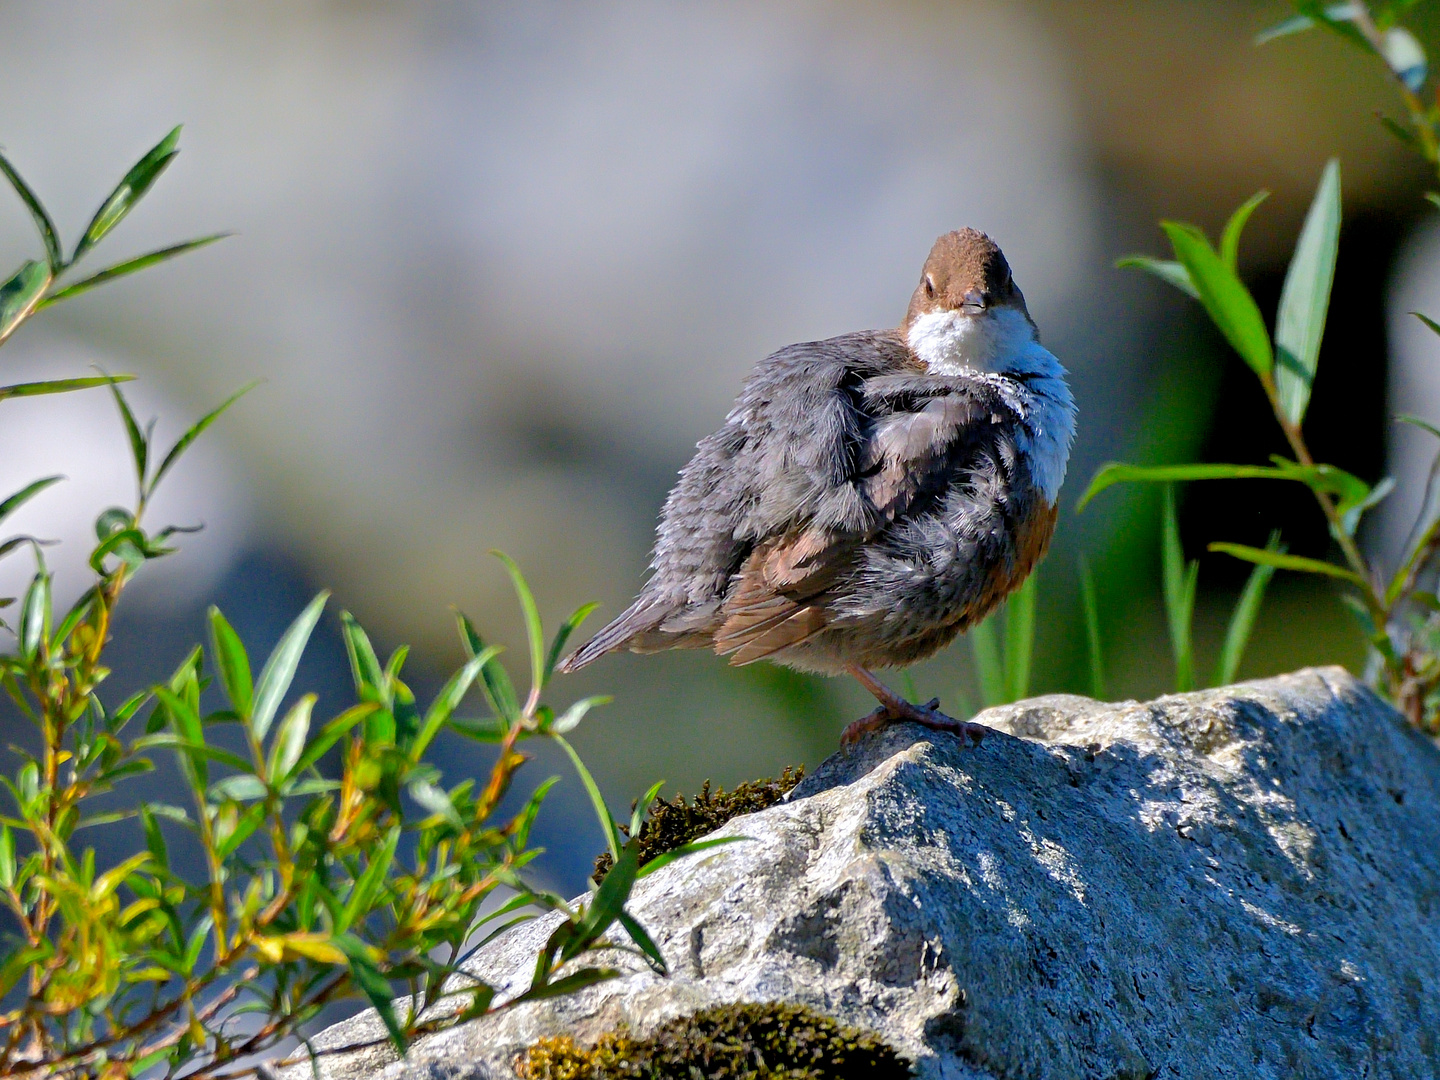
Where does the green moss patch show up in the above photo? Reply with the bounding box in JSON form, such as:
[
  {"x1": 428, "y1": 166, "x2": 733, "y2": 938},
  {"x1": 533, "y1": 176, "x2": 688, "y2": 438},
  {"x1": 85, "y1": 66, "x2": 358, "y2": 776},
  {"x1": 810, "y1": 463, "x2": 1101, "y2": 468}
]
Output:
[
  {"x1": 593, "y1": 767, "x2": 805, "y2": 884},
  {"x1": 514, "y1": 1000, "x2": 910, "y2": 1079}
]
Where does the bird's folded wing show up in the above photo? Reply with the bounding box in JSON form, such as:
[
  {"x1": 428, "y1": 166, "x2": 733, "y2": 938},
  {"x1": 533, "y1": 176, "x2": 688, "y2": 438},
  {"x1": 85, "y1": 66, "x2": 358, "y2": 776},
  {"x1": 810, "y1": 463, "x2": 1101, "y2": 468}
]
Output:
[{"x1": 715, "y1": 374, "x2": 1018, "y2": 664}]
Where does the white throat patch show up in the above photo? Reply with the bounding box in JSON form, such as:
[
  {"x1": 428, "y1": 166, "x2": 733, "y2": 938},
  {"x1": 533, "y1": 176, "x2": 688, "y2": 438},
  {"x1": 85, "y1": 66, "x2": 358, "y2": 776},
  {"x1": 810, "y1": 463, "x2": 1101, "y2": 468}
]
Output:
[{"x1": 907, "y1": 306, "x2": 1077, "y2": 504}]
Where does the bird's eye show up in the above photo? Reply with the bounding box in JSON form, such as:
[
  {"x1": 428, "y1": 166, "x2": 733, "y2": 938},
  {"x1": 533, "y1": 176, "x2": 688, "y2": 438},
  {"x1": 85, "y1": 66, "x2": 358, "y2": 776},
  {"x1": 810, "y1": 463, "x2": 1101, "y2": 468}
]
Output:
[{"x1": 923, "y1": 275, "x2": 935, "y2": 298}]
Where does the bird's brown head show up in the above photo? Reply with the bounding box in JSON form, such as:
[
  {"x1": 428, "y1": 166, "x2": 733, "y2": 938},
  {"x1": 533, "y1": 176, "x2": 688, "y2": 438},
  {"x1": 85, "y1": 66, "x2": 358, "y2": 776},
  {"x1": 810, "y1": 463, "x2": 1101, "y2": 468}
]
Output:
[{"x1": 904, "y1": 228, "x2": 1027, "y2": 329}]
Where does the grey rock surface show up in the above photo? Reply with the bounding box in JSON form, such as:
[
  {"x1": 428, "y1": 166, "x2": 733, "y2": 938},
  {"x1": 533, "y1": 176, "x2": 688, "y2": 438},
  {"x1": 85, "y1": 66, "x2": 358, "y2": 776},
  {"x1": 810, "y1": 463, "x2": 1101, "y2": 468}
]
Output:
[{"x1": 285, "y1": 667, "x2": 1440, "y2": 1079}]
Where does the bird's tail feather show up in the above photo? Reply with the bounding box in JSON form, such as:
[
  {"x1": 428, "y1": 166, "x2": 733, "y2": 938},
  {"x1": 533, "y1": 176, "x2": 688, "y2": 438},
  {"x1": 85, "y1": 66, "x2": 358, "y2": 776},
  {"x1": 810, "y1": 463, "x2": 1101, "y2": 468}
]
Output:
[{"x1": 556, "y1": 596, "x2": 668, "y2": 673}]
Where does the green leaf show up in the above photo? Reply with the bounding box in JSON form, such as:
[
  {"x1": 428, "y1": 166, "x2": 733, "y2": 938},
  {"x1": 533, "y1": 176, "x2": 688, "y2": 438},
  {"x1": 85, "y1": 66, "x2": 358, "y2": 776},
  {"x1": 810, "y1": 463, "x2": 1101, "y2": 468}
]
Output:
[
  {"x1": 1003, "y1": 573, "x2": 1036, "y2": 703},
  {"x1": 548, "y1": 694, "x2": 610, "y2": 735},
  {"x1": 1161, "y1": 221, "x2": 1274, "y2": 381},
  {"x1": 18, "y1": 565, "x2": 50, "y2": 660},
  {"x1": 635, "y1": 835, "x2": 749, "y2": 879},
  {"x1": 284, "y1": 703, "x2": 376, "y2": 781},
  {"x1": 1161, "y1": 487, "x2": 1198, "y2": 693},
  {"x1": 554, "y1": 734, "x2": 623, "y2": 861},
  {"x1": 1220, "y1": 190, "x2": 1269, "y2": 270},
  {"x1": 1427, "y1": 192, "x2": 1440, "y2": 213},
  {"x1": 630, "y1": 780, "x2": 666, "y2": 839},
  {"x1": 334, "y1": 934, "x2": 406, "y2": 1053},
  {"x1": 341, "y1": 611, "x2": 386, "y2": 695},
  {"x1": 508, "y1": 966, "x2": 619, "y2": 1006},
  {"x1": 616, "y1": 909, "x2": 668, "y2": 974},
  {"x1": 1255, "y1": 12, "x2": 1318, "y2": 44},
  {"x1": 267, "y1": 694, "x2": 316, "y2": 783},
  {"x1": 74, "y1": 126, "x2": 182, "y2": 262},
  {"x1": 251, "y1": 592, "x2": 329, "y2": 743},
  {"x1": 411, "y1": 647, "x2": 500, "y2": 761},
  {"x1": 140, "y1": 807, "x2": 169, "y2": 873},
  {"x1": 493, "y1": 550, "x2": 546, "y2": 703},
  {"x1": 1398, "y1": 412, "x2": 1440, "y2": 442},
  {"x1": 1214, "y1": 532, "x2": 1282, "y2": 687},
  {"x1": 207, "y1": 607, "x2": 253, "y2": 717},
  {"x1": 968, "y1": 615, "x2": 1004, "y2": 707},
  {"x1": 0, "y1": 826, "x2": 13, "y2": 888},
  {"x1": 1340, "y1": 476, "x2": 1395, "y2": 536},
  {"x1": 41, "y1": 234, "x2": 231, "y2": 309},
  {"x1": 1078, "y1": 555, "x2": 1106, "y2": 700},
  {"x1": 545, "y1": 601, "x2": 600, "y2": 687},
  {"x1": 564, "y1": 841, "x2": 639, "y2": 962},
  {"x1": 0, "y1": 375, "x2": 134, "y2": 403},
  {"x1": 1076, "y1": 460, "x2": 1363, "y2": 511},
  {"x1": 108, "y1": 381, "x2": 149, "y2": 493},
  {"x1": 50, "y1": 585, "x2": 97, "y2": 652},
  {"x1": 0, "y1": 261, "x2": 50, "y2": 346},
  {"x1": 1207, "y1": 542, "x2": 1365, "y2": 584},
  {"x1": 457, "y1": 610, "x2": 520, "y2": 725},
  {"x1": 149, "y1": 381, "x2": 257, "y2": 496},
  {"x1": 1114, "y1": 256, "x2": 1198, "y2": 299},
  {"x1": 339, "y1": 827, "x2": 399, "y2": 933},
  {"x1": 408, "y1": 779, "x2": 462, "y2": 826},
  {"x1": 1275, "y1": 159, "x2": 1341, "y2": 426},
  {"x1": 0, "y1": 152, "x2": 62, "y2": 271},
  {"x1": 1412, "y1": 310, "x2": 1440, "y2": 339},
  {"x1": 0, "y1": 476, "x2": 62, "y2": 528},
  {"x1": 215, "y1": 801, "x2": 267, "y2": 859}
]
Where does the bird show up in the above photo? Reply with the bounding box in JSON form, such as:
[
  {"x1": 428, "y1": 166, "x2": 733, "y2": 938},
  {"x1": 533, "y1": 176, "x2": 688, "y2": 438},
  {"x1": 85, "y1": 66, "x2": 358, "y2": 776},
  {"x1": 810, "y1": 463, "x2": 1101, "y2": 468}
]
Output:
[{"x1": 558, "y1": 228, "x2": 1076, "y2": 745}]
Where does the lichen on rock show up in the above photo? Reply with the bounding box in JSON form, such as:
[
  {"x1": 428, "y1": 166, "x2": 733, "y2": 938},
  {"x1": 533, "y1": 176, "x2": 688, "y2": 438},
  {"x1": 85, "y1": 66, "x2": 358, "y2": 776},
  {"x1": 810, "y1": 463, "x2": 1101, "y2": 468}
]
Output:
[
  {"x1": 513, "y1": 1001, "x2": 908, "y2": 1079},
  {"x1": 592, "y1": 767, "x2": 804, "y2": 884}
]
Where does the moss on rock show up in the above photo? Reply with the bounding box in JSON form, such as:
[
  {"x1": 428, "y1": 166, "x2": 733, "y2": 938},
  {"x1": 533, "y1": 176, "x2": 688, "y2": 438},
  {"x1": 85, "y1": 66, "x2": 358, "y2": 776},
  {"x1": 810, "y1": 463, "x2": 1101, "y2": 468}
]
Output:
[
  {"x1": 513, "y1": 1000, "x2": 910, "y2": 1079},
  {"x1": 593, "y1": 767, "x2": 804, "y2": 885}
]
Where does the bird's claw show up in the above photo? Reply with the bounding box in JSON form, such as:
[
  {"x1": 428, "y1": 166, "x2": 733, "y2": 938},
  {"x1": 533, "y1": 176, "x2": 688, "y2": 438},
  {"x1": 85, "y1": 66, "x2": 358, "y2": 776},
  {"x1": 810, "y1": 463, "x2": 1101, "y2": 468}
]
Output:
[{"x1": 840, "y1": 697, "x2": 990, "y2": 748}]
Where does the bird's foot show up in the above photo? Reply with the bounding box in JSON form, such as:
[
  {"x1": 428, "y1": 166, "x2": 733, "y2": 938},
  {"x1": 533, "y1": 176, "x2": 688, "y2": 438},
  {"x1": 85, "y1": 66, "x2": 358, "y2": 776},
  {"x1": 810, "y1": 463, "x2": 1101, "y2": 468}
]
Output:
[{"x1": 840, "y1": 695, "x2": 991, "y2": 747}]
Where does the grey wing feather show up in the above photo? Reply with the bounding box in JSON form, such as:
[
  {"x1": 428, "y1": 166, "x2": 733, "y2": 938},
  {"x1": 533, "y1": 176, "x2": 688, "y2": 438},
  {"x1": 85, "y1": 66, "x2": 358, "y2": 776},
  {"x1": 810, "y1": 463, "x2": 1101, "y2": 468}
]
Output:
[{"x1": 558, "y1": 330, "x2": 910, "y2": 670}]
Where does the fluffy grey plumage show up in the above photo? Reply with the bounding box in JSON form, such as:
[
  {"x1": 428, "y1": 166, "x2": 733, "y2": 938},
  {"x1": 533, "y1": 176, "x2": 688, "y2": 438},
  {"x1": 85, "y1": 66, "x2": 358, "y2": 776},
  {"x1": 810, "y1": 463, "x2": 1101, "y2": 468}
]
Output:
[{"x1": 559, "y1": 229, "x2": 1075, "y2": 700}]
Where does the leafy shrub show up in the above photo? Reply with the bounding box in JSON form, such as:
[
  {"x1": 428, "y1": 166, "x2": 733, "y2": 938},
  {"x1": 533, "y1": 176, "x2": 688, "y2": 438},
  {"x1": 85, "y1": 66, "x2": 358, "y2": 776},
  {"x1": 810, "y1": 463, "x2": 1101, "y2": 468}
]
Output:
[
  {"x1": 1076, "y1": 1, "x2": 1440, "y2": 728},
  {"x1": 0, "y1": 131, "x2": 692, "y2": 1080},
  {"x1": 592, "y1": 767, "x2": 803, "y2": 885},
  {"x1": 514, "y1": 1001, "x2": 910, "y2": 1080}
]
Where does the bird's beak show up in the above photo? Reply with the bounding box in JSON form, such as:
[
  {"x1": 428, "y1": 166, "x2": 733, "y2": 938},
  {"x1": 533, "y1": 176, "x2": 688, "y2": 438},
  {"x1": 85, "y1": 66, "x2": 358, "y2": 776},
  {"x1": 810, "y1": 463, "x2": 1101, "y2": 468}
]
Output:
[{"x1": 960, "y1": 289, "x2": 988, "y2": 315}]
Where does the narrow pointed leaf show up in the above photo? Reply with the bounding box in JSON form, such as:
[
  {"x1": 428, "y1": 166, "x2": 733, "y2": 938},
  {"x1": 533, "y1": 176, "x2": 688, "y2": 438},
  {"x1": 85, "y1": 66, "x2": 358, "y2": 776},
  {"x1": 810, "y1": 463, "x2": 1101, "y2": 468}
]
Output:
[
  {"x1": 18, "y1": 568, "x2": 49, "y2": 660},
  {"x1": 412, "y1": 647, "x2": 499, "y2": 761},
  {"x1": 635, "y1": 835, "x2": 749, "y2": 879},
  {"x1": 284, "y1": 703, "x2": 376, "y2": 781},
  {"x1": 208, "y1": 606, "x2": 253, "y2": 716},
  {"x1": 616, "y1": 909, "x2": 668, "y2": 974},
  {"x1": 565, "y1": 842, "x2": 639, "y2": 960},
  {"x1": 1002, "y1": 572, "x2": 1036, "y2": 702},
  {"x1": 1275, "y1": 159, "x2": 1341, "y2": 425},
  {"x1": 251, "y1": 591, "x2": 329, "y2": 743},
  {"x1": 41, "y1": 234, "x2": 231, "y2": 308},
  {"x1": 1114, "y1": 256, "x2": 1198, "y2": 299},
  {"x1": 555, "y1": 734, "x2": 622, "y2": 861},
  {"x1": 150, "y1": 381, "x2": 257, "y2": 493},
  {"x1": 1412, "y1": 310, "x2": 1440, "y2": 339},
  {"x1": 339, "y1": 828, "x2": 399, "y2": 932},
  {"x1": 630, "y1": 779, "x2": 666, "y2": 839},
  {"x1": 342, "y1": 611, "x2": 386, "y2": 694},
  {"x1": 0, "y1": 261, "x2": 50, "y2": 345},
  {"x1": 508, "y1": 967, "x2": 619, "y2": 1006},
  {"x1": 0, "y1": 476, "x2": 62, "y2": 527},
  {"x1": 492, "y1": 550, "x2": 546, "y2": 701},
  {"x1": 0, "y1": 375, "x2": 133, "y2": 403},
  {"x1": 1161, "y1": 488, "x2": 1197, "y2": 693},
  {"x1": 108, "y1": 381, "x2": 148, "y2": 492},
  {"x1": 267, "y1": 694, "x2": 316, "y2": 782},
  {"x1": 1162, "y1": 221, "x2": 1274, "y2": 381},
  {"x1": 544, "y1": 601, "x2": 600, "y2": 687},
  {"x1": 1077, "y1": 460, "x2": 1364, "y2": 510},
  {"x1": 1078, "y1": 554, "x2": 1106, "y2": 699},
  {"x1": 1219, "y1": 190, "x2": 1269, "y2": 270},
  {"x1": 547, "y1": 694, "x2": 610, "y2": 734},
  {"x1": 1207, "y1": 542, "x2": 1365, "y2": 583},
  {"x1": 334, "y1": 934, "x2": 406, "y2": 1053},
  {"x1": 74, "y1": 126, "x2": 182, "y2": 261},
  {"x1": 968, "y1": 616, "x2": 1004, "y2": 706},
  {"x1": 1215, "y1": 532, "x2": 1282, "y2": 686},
  {"x1": 457, "y1": 610, "x2": 520, "y2": 724},
  {"x1": 0, "y1": 153, "x2": 61, "y2": 270}
]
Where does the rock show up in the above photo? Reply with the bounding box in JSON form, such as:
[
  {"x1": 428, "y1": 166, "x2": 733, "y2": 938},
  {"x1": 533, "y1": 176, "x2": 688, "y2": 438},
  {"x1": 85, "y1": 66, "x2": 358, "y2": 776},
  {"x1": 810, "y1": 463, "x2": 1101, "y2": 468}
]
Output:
[{"x1": 286, "y1": 668, "x2": 1440, "y2": 1079}]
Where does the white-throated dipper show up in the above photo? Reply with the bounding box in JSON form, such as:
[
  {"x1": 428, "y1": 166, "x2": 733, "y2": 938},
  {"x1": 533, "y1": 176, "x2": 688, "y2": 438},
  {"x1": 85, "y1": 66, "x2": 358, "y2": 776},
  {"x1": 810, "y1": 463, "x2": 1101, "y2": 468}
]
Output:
[{"x1": 559, "y1": 229, "x2": 1076, "y2": 745}]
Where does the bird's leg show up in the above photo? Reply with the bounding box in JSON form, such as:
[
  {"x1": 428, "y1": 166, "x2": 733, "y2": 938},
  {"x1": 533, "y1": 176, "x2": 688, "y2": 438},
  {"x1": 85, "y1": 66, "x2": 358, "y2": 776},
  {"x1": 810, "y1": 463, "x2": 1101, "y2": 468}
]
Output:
[{"x1": 841, "y1": 665, "x2": 991, "y2": 747}]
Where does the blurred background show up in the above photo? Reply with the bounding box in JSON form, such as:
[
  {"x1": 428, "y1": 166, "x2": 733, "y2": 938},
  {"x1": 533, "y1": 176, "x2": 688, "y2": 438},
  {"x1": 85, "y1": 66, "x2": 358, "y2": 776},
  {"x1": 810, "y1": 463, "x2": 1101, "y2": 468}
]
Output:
[{"x1": 1, "y1": 0, "x2": 1436, "y2": 896}]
